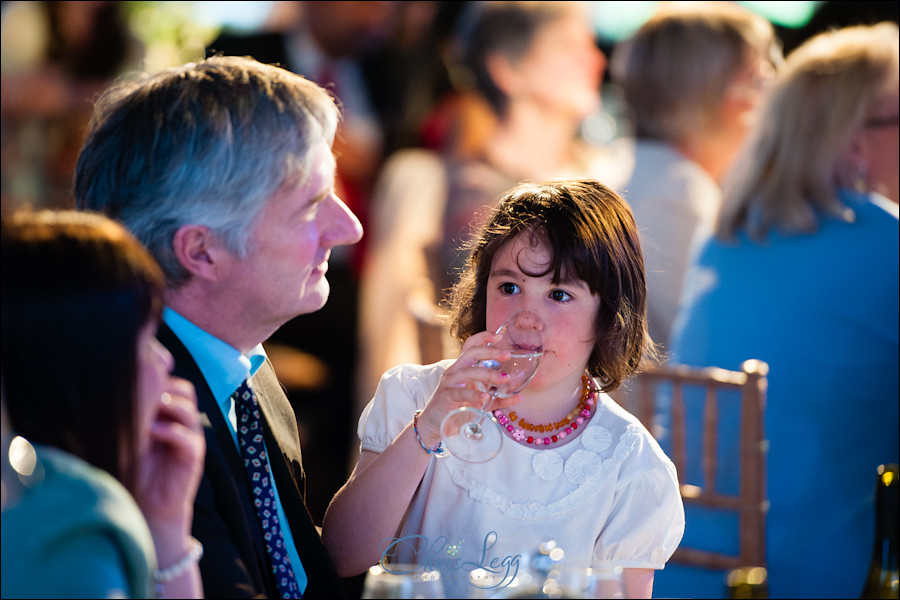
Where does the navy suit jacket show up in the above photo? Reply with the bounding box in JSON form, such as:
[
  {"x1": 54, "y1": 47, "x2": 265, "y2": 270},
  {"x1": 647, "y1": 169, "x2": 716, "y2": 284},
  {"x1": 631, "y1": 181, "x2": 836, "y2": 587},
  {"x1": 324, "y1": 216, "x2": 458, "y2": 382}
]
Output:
[{"x1": 157, "y1": 324, "x2": 346, "y2": 598}]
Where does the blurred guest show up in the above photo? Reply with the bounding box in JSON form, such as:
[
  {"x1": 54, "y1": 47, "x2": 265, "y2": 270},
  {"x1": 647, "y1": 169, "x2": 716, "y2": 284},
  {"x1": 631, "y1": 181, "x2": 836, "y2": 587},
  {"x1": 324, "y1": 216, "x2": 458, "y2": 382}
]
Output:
[
  {"x1": 74, "y1": 55, "x2": 362, "y2": 598},
  {"x1": 356, "y1": 0, "x2": 622, "y2": 419},
  {"x1": 362, "y1": 0, "x2": 469, "y2": 156},
  {"x1": 663, "y1": 22, "x2": 899, "y2": 599},
  {"x1": 609, "y1": 1, "x2": 780, "y2": 348},
  {"x1": 1, "y1": 1, "x2": 142, "y2": 213},
  {"x1": 1, "y1": 209, "x2": 204, "y2": 599}
]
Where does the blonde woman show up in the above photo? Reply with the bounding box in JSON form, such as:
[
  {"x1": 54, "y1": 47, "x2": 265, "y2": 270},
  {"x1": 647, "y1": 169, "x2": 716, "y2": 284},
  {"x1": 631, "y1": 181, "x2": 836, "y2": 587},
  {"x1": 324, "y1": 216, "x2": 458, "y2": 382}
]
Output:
[{"x1": 666, "y1": 22, "x2": 899, "y2": 599}]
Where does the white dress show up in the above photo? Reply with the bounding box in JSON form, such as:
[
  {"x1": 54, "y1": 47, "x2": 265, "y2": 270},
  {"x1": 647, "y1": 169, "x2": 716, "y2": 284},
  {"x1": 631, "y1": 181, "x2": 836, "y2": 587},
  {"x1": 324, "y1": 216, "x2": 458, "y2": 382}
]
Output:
[{"x1": 358, "y1": 361, "x2": 685, "y2": 598}]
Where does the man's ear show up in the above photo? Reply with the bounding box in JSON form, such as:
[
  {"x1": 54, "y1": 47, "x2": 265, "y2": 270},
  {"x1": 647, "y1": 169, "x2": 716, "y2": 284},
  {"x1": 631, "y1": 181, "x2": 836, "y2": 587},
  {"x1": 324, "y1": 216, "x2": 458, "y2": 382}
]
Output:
[{"x1": 171, "y1": 224, "x2": 227, "y2": 282}]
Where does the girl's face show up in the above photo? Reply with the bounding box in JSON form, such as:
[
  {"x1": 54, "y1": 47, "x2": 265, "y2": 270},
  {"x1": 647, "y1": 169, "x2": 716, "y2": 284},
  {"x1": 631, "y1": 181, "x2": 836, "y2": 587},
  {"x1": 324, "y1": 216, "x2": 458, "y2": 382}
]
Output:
[
  {"x1": 484, "y1": 232, "x2": 600, "y2": 391},
  {"x1": 135, "y1": 320, "x2": 174, "y2": 456}
]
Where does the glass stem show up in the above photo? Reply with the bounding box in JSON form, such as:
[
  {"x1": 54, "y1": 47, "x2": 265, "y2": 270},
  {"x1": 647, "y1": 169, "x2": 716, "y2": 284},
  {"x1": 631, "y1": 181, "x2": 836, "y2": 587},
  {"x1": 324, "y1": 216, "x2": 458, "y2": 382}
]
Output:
[{"x1": 473, "y1": 392, "x2": 497, "y2": 429}]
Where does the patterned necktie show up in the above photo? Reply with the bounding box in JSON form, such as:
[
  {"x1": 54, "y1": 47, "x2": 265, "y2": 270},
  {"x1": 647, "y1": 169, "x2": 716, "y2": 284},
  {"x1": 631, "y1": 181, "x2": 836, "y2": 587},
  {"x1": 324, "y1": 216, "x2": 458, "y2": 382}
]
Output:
[{"x1": 232, "y1": 379, "x2": 302, "y2": 599}]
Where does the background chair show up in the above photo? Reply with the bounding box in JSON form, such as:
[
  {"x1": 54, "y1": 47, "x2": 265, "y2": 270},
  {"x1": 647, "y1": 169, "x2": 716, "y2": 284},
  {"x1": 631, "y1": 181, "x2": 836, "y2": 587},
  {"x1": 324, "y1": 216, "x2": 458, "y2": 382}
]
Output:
[{"x1": 613, "y1": 359, "x2": 770, "y2": 571}]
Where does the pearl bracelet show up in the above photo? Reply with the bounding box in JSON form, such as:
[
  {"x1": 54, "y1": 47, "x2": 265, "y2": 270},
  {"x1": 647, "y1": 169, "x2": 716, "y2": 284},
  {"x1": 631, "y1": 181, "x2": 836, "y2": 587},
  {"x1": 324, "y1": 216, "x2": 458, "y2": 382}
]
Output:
[
  {"x1": 153, "y1": 536, "x2": 203, "y2": 585},
  {"x1": 413, "y1": 410, "x2": 445, "y2": 456}
]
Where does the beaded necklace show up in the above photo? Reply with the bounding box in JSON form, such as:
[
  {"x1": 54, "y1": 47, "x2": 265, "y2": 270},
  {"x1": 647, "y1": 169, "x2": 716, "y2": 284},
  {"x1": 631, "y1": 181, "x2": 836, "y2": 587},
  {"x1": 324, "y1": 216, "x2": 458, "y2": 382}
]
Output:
[{"x1": 493, "y1": 374, "x2": 596, "y2": 446}]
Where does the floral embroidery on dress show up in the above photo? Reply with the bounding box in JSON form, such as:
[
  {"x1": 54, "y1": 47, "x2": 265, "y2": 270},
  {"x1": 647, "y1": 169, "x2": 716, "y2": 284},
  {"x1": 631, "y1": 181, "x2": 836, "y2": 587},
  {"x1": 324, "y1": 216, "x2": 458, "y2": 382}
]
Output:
[
  {"x1": 442, "y1": 417, "x2": 642, "y2": 519},
  {"x1": 564, "y1": 449, "x2": 604, "y2": 485},
  {"x1": 532, "y1": 450, "x2": 564, "y2": 481},
  {"x1": 399, "y1": 383, "x2": 647, "y2": 520},
  {"x1": 581, "y1": 426, "x2": 613, "y2": 453}
]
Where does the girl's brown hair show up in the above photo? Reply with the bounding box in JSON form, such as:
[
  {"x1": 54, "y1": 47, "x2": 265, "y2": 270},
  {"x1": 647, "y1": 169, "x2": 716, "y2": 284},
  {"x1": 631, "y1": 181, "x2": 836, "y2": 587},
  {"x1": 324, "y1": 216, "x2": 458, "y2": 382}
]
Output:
[{"x1": 447, "y1": 179, "x2": 658, "y2": 392}]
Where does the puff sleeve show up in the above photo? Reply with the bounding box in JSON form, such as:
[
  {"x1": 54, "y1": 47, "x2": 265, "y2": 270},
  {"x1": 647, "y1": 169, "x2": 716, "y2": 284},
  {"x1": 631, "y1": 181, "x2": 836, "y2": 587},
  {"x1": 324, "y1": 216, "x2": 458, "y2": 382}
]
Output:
[
  {"x1": 357, "y1": 361, "x2": 452, "y2": 454},
  {"x1": 594, "y1": 426, "x2": 685, "y2": 569}
]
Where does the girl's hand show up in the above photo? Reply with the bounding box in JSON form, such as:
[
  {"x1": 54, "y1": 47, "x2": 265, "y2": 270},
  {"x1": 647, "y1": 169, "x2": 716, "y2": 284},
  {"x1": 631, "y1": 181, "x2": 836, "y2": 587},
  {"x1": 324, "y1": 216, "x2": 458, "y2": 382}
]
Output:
[
  {"x1": 414, "y1": 331, "x2": 522, "y2": 447},
  {"x1": 135, "y1": 376, "x2": 205, "y2": 532}
]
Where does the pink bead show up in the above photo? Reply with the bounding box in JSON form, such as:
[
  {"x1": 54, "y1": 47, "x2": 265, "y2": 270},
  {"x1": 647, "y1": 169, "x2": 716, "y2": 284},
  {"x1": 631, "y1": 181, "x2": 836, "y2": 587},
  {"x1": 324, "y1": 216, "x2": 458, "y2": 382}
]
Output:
[
  {"x1": 587, "y1": 398, "x2": 595, "y2": 406},
  {"x1": 536, "y1": 438, "x2": 543, "y2": 445},
  {"x1": 494, "y1": 410, "x2": 503, "y2": 417},
  {"x1": 576, "y1": 417, "x2": 584, "y2": 425},
  {"x1": 559, "y1": 431, "x2": 567, "y2": 439},
  {"x1": 581, "y1": 409, "x2": 590, "y2": 417}
]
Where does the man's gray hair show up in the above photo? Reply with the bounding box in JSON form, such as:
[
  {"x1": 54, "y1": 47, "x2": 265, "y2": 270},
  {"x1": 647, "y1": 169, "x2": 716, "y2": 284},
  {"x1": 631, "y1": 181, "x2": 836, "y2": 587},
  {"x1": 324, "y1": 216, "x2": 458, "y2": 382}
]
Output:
[{"x1": 75, "y1": 55, "x2": 340, "y2": 287}]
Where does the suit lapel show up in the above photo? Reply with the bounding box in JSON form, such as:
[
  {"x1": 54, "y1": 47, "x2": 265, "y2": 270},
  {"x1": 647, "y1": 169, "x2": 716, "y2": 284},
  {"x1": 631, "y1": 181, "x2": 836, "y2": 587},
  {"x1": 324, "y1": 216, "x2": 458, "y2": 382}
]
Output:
[
  {"x1": 156, "y1": 323, "x2": 247, "y2": 480},
  {"x1": 156, "y1": 322, "x2": 346, "y2": 597},
  {"x1": 155, "y1": 324, "x2": 271, "y2": 567}
]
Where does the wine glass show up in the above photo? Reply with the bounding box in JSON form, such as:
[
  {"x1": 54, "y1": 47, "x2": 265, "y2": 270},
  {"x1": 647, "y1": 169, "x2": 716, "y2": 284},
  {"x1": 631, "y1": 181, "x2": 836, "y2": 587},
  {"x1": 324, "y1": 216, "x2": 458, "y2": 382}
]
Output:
[
  {"x1": 361, "y1": 564, "x2": 445, "y2": 599},
  {"x1": 545, "y1": 565, "x2": 626, "y2": 599},
  {"x1": 492, "y1": 540, "x2": 626, "y2": 599},
  {"x1": 439, "y1": 308, "x2": 546, "y2": 462}
]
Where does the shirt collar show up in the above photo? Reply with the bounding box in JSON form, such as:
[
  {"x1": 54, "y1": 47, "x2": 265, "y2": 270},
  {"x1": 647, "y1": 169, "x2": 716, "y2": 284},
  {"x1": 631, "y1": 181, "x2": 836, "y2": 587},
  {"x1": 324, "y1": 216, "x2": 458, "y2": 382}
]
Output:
[{"x1": 162, "y1": 308, "x2": 267, "y2": 413}]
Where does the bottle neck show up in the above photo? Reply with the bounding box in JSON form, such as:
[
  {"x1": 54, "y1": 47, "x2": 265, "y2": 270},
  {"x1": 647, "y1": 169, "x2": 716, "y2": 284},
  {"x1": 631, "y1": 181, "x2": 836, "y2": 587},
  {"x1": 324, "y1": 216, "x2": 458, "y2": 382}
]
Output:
[
  {"x1": 872, "y1": 466, "x2": 899, "y2": 567},
  {"x1": 861, "y1": 464, "x2": 899, "y2": 600}
]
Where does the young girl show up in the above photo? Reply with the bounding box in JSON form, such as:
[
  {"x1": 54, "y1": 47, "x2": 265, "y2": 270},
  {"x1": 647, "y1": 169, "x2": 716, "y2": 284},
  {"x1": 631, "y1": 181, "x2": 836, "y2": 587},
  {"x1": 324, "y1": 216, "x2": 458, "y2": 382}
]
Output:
[{"x1": 323, "y1": 179, "x2": 684, "y2": 599}]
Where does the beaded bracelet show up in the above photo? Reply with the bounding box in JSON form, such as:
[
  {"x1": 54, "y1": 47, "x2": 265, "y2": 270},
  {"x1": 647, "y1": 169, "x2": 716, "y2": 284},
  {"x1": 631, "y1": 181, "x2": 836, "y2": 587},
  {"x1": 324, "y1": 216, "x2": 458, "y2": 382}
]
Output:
[
  {"x1": 153, "y1": 536, "x2": 204, "y2": 589},
  {"x1": 413, "y1": 409, "x2": 445, "y2": 457}
]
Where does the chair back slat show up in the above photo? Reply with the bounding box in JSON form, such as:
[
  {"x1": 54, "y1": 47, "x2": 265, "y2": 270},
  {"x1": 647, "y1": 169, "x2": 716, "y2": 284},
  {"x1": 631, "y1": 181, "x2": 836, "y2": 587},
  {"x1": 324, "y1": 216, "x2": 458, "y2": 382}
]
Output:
[
  {"x1": 671, "y1": 380, "x2": 686, "y2": 479},
  {"x1": 702, "y1": 383, "x2": 718, "y2": 495},
  {"x1": 738, "y1": 361, "x2": 768, "y2": 567},
  {"x1": 613, "y1": 359, "x2": 769, "y2": 571}
]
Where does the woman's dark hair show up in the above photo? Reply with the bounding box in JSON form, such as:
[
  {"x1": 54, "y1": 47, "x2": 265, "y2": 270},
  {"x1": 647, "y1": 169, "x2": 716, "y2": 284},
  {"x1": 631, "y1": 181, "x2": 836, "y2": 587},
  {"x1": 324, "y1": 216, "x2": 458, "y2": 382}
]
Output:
[
  {"x1": 464, "y1": 1, "x2": 578, "y2": 116},
  {"x1": 447, "y1": 179, "x2": 657, "y2": 392},
  {"x1": 1, "y1": 210, "x2": 165, "y2": 492}
]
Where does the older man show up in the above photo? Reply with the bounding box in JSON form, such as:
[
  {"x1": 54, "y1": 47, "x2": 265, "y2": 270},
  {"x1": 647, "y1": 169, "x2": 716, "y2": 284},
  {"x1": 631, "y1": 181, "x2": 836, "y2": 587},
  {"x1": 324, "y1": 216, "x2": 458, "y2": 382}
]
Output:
[{"x1": 75, "y1": 55, "x2": 362, "y2": 598}]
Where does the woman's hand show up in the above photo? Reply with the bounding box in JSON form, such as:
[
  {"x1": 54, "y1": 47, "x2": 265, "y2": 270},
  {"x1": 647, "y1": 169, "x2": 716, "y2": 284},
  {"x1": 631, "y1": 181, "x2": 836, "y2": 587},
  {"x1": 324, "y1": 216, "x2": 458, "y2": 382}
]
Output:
[
  {"x1": 413, "y1": 330, "x2": 522, "y2": 447},
  {"x1": 135, "y1": 376, "x2": 205, "y2": 532},
  {"x1": 134, "y1": 376, "x2": 205, "y2": 598}
]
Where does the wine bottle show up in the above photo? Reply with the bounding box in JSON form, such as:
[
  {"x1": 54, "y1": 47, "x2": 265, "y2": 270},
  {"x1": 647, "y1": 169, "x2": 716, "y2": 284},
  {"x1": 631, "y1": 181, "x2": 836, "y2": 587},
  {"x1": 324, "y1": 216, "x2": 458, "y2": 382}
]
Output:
[{"x1": 860, "y1": 463, "x2": 899, "y2": 599}]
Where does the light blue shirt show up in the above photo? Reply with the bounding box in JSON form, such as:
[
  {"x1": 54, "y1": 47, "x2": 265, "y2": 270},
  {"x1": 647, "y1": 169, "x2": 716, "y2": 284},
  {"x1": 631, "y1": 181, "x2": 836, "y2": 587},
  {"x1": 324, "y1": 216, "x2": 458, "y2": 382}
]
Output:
[{"x1": 162, "y1": 308, "x2": 308, "y2": 594}]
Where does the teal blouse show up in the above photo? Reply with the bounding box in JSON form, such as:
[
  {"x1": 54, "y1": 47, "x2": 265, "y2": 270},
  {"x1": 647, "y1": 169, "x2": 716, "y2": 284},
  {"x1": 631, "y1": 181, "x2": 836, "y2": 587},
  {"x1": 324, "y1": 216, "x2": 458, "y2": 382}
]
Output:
[{"x1": 1, "y1": 442, "x2": 157, "y2": 598}]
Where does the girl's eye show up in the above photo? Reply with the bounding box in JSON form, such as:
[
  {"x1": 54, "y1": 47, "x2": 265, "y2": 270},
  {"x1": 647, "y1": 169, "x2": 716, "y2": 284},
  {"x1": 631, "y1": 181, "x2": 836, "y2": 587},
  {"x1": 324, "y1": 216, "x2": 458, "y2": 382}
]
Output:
[
  {"x1": 550, "y1": 289, "x2": 573, "y2": 302},
  {"x1": 499, "y1": 282, "x2": 520, "y2": 295}
]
